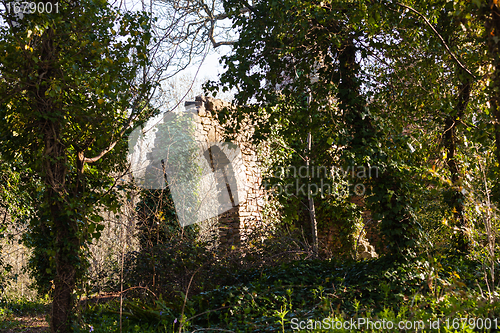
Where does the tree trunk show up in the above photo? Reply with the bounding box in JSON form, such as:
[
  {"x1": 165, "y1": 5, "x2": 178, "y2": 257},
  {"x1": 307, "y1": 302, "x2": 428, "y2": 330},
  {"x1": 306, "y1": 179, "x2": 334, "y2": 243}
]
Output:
[
  {"x1": 444, "y1": 79, "x2": 471, "y2": 253},
  {"x1": 36, "y1": 24, "x2": 80, "y2": 333},
  {"x1": 486, "y1": 2, "x2": 500, "y2": 177},
  {"x1": 50, "y1": 205, "x2": 78, "y2": 333},
  {"x1": 306, "y1": 92, "x2": 318, "y2": 255},
  {"x1": 307, "y1": 131, "x2": 318, "y2": 255},
  {"x1": 43, "y1": 121, "x2": 80, "y2": 333}
]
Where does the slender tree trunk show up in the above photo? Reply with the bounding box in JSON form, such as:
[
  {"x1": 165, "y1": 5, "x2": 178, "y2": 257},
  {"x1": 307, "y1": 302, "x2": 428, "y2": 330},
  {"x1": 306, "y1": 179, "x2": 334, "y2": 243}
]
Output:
[
  {"x1": 444, "y1": 80, "x2": 471, "y2": 253},
  {"x1": 306, "y1": 93, "x2": 318, "y2": 255},
  {"x1": 307, "y1": 131, "x2": 318, "y2": 255},
  {"x1": 487, "y1": 2, "x2": 500, "y2": 175}
]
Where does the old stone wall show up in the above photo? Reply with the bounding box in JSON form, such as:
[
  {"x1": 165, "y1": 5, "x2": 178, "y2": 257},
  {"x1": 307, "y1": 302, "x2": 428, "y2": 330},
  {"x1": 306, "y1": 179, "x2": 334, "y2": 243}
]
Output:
[
  {"x1": 184, "y1": 96, "x2": 265, "y2": 247},
  {"x1": 177, "y1": 96, "x2": 380, "y2": 257}
]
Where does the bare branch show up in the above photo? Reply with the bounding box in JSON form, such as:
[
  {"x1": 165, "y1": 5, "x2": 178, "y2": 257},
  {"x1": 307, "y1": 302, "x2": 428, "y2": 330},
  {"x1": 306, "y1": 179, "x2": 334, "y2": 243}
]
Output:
[
  {"x1": 395, "y1": 2, "x2": 476, "y2": 79},
  {"x1": 207, "y1": 7, "x2": 251, "y2": 48},
  {"x1": 83, "y1": 106, "x2": 143, "y2": 164}
]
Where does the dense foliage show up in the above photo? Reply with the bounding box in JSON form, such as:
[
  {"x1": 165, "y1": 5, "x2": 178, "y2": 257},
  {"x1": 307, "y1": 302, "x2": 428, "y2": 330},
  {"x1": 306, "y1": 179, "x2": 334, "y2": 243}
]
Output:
[
  {"x1": 204, "y1": 0, "x2": 498, "y2": 257},
  {"x1": 0, "y1": 0, "x2": 157, "y2": 330},
  {"x1": 64, "y1": 253, "x2": 500, "y2": 332},
  {"x1": 2, "y1": 0, "x2": 500, "y2": 332}
]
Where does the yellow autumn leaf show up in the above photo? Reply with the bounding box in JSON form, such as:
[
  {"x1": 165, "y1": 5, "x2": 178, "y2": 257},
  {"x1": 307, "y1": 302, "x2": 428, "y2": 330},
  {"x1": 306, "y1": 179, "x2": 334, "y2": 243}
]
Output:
[
  {"x1": 429, "y1": 165, "x2": 437, "y2": 175},
  {"x1": 97, "y1": 99, "x2": 104, "y2": 105}
]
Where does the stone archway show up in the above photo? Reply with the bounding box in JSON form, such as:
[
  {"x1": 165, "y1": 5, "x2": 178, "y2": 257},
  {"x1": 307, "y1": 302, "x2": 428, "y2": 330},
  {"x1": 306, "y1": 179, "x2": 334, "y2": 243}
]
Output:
[
  {"x1": 186, "y1": 96, "x2": 265, "y2": 247},
  {"x1": 129, "y1": 95, "x2": 265, "y2": 248},
  {"x1": 203, "y1": 144, "x2": 241, "y2": 248}
]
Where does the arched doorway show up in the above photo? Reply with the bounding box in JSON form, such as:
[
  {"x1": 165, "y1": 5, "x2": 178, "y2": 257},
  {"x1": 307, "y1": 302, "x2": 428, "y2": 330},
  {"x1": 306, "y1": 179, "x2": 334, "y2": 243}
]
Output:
[{"x1": 203, "y1": 144, "x2": 240, "y2": 248}]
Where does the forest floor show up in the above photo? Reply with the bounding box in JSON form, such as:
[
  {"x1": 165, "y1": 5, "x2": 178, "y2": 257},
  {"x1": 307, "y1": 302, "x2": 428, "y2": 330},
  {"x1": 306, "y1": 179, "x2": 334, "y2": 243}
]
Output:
[
  {"x1": 0, "y1": 314, "x2": 49, "y2": 333},
  {"x1": 1, "y1": 255, "x2": 500, "y2": 333},
  {"x1": 0, "y1": 293, "x2": 122, "y2": 333}
]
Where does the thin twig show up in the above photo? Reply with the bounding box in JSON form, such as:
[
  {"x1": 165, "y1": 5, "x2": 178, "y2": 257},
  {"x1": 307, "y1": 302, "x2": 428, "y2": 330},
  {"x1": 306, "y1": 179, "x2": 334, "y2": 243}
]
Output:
[
  {"x1": 395, "y1": 2, "x2": 476, "y2": 79},
  {"x1": 179, "y1": 266, "x2": 202, "y2": 333}
]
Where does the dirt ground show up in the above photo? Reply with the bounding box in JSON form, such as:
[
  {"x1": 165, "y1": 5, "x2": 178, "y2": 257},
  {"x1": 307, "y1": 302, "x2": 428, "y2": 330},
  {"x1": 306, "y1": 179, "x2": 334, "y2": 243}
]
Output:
[
  {"x1": 0, "y1": 315, "x2": 49, "y2": 333},
  {"x1": 0, "y1": 293, "x2": 121, "y2": 333}
]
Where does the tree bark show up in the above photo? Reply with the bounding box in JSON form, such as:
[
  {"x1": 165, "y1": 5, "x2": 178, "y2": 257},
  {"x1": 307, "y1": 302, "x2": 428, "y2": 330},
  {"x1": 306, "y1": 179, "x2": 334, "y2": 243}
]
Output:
[
  {"x1": 43, "y1": 107, "x2": 80, "y2": 333},
  {"x1": 444, "y1": 80, "x2": 471, "y2": 253},
  {"x1": 49, "y1": 186, "x2": 78, "y2": 333},
  {"x1": 307, "y1": 130, "x2": 318, "y2": 256},
  {"x1": 486, "y1": 2, "x2": 500, "y2": 175},
  {"x1": 305, "y1": 91, "x2": 318, "y2": 256},
  {"x1": 35, "y1": 24, "x2": 80, "y2": 333}
]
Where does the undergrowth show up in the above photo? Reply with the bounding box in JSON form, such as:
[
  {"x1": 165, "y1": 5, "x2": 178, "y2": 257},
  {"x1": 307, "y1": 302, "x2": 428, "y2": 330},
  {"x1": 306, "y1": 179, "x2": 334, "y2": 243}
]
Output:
[
  {"x1": 0, "y1": 295, "x2": 50, "y2": 330},
  {"x1": 73, "y1": 252, "x2": 500, "y2": 332}
]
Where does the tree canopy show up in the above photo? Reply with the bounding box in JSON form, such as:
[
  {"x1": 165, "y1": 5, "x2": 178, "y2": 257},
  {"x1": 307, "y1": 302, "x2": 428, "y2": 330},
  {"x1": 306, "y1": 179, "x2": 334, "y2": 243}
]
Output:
[{"x1": 205, "y1": 0, "x2": 498, "y2": 255}]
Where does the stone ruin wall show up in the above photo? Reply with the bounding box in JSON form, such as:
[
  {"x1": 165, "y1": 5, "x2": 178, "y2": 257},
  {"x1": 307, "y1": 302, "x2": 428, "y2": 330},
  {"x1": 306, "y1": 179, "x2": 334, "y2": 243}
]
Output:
[
  {"x1": 185, "y1": 96, "x2": 265, "y2": 248},
  {"x1": 183, "y1": 96, "x2": 380, "y2": 257}
]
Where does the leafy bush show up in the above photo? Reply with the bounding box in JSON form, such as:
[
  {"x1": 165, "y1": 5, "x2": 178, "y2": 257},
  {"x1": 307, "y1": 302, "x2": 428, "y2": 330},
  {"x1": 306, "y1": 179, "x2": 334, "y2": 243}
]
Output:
[
  {"x1": 123, "y1": 240, "x2": 216, "y2": 302},
  {"x1": 123, "y1": 226, "x2": 311, "y2": 301},
  {"x1": 75, "y1": 251, "x2": 500, "y2": 332}
]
